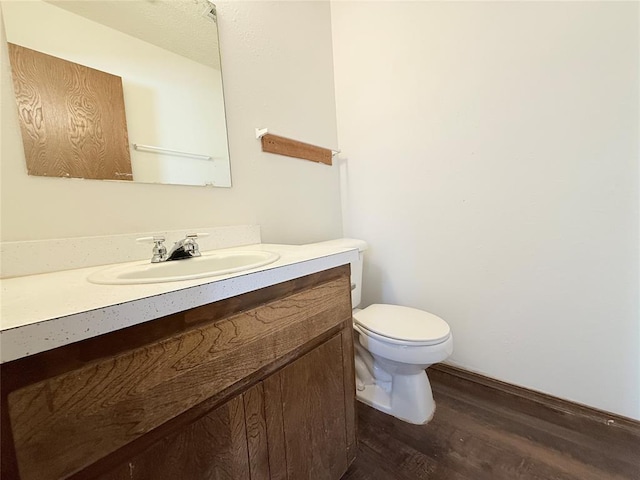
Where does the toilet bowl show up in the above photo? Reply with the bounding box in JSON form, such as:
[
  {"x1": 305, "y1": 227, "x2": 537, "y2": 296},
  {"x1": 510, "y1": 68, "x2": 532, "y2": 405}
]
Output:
[
  {"x1": 308, "y1": 238, "x2": 453, "y2": 425},
  {"x1": 353, "y1": 304, "x2": 453, "y2": 424}
]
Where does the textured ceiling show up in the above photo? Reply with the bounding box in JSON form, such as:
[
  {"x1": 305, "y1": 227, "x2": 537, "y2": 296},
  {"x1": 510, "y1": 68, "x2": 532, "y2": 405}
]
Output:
[{"x1": 46, "y1": 0, "x2": 220, "y2": 69}]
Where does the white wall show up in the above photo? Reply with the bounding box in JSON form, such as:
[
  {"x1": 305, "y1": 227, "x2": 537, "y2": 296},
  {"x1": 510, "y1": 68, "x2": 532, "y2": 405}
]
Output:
[
  {"x1": 217, "y1": 1, "x2": 343, "y2": 245},
  {"x1": 1, "y1": 1, "x2": 342, "y2": 243},
  {"x1": 332, "y1": 1, "x2": 640, "y2": 419}
]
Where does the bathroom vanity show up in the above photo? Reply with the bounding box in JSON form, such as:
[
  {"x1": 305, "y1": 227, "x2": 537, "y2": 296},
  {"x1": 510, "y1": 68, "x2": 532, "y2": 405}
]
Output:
[{"x1": 0, "y1": 243, "x2": 358, "y2": 479}]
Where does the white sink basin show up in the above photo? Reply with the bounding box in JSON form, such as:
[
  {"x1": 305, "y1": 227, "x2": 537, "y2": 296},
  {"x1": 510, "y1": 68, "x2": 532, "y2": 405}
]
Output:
[{"x1": 88, "y1": 250, "x2": 280, "y2": 285}]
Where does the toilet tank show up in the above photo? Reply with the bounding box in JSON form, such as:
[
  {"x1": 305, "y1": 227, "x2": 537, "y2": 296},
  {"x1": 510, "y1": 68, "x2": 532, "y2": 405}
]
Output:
[{"x1": 305, "y1": 238, "x2": 368, "y2": 308}]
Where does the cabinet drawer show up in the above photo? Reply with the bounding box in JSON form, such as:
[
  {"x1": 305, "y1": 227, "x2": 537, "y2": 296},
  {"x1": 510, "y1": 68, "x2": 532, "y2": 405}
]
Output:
[{"x1": 5, "y1": 272, "x2": 351, "y2": 480}]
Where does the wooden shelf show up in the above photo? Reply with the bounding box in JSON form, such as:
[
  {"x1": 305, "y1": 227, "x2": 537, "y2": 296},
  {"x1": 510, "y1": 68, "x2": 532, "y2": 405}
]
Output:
[{"x1": 260, "y1": 133, "x2": 333, "y2": 165}]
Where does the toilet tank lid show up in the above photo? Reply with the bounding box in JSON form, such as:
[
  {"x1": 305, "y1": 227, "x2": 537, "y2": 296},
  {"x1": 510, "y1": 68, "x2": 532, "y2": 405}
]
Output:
[
  {"x1": 307, "y1": 238, "x2": 368, "y2": 252},
  {"x1": 353, "y1": 304, "x2": 450, "y2": 344}
]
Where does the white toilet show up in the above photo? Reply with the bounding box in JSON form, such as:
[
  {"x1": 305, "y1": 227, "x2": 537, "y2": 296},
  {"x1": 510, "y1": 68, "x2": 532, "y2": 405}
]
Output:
[{"x1": 313, "y1": 239, "x2": 453, "y2": 425}]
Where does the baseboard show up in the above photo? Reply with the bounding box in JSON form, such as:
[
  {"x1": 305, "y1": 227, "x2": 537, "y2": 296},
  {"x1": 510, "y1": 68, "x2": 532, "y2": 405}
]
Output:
[{"x1": 429, "y1": 364, "x2": 640, "y2": 436}]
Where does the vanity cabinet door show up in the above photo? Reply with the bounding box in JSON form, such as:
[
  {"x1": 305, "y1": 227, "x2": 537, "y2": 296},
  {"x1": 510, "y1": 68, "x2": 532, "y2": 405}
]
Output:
[
  {"x1": 95, "y1": 328, "x2": 356, "y2": 480},
  {"x1": 96, "y1": 395, "x2": 251, "y2": 480},
  {"x1": 94, "y1": 324, "x2": 357, "y2": 480},
  {"x1": 263, "y1": 328, "x2": 357, "y2": 480}
]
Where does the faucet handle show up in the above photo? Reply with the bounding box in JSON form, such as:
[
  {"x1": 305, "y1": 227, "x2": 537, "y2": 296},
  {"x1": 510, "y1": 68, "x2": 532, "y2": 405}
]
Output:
[
  {"x1": 136, "y1": 236, "x2": 166, "y2": 243},
  {"x1": 136, "y1": 236, "x2": 167, "y2": 263},
  {"x1": 184, "y1": 233, "x2": 209, "y2": 256}
]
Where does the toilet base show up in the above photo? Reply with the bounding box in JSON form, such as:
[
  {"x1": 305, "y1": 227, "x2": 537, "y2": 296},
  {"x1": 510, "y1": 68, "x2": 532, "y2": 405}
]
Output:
[{"x1": 355, "y1": 370, "x2": 436, "y2": 425}]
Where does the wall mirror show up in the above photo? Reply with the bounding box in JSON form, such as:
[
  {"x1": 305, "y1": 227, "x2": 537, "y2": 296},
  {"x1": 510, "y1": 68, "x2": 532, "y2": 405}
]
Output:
[{"x1": 2, "y1": 0, "x2": 231, "y2": 187}]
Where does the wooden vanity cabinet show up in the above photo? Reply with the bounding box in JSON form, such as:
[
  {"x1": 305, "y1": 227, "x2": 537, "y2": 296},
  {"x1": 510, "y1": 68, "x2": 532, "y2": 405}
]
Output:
[
  {"x1": 1, "y1": 265, "x2": 356, "y2": 480},
  {"x1": 96, "y1": 393, "x2": 251, "y2": 480}
]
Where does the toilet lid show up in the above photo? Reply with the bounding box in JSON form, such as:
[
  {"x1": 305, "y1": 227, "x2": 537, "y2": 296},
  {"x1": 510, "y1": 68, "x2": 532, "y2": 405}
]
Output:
[{"x1": 353, "y1": 304, "x2": 450, "y2": 345}]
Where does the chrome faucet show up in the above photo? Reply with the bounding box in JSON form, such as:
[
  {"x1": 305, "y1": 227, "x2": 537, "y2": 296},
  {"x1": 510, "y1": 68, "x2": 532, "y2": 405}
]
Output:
[
  {"x1": 166, "y1": 234, "x2": 202, "y2": 261},
  {"x1": 137, "y1": 234, "x2": 205, "y2": 263}
]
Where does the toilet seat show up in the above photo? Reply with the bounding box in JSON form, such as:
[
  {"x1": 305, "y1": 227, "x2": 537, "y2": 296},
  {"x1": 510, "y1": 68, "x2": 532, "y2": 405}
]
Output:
[{"x1": 353, "y1": 304, "x2": 450, "y2": 346}]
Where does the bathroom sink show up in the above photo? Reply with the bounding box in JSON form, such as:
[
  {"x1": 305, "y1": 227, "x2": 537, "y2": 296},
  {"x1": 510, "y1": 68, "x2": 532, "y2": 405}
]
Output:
[{"x1": 88, "y1": 250, "x2": 280, "y2": 285}]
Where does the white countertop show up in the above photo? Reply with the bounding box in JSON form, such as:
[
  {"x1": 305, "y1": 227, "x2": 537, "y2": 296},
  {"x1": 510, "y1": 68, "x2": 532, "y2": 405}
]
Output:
[{"x1": 0, "y1": 243, "x2": 359, "y2": 363}]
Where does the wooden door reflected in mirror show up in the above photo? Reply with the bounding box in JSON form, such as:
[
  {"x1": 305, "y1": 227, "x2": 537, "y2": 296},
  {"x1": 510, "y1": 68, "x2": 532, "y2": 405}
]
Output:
[{"x1": 8, "y1": 43, "x2": 133, "y2": 181}]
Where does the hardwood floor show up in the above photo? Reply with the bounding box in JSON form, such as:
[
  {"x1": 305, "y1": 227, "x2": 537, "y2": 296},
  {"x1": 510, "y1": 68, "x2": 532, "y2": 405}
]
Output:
[{"x1": 342, "y1": 368, "x2": 640, "y2": 480}]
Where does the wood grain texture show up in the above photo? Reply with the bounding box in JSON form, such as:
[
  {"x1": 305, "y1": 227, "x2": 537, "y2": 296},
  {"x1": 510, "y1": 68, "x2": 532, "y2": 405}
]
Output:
[
  {"x1": 7, "y1": 43, "x2": 132, "y2": 180},
  {"x1": 70, "y1": 323, "x2": 350, "y2": 480},
  {"x1": 6, "y1": 275, "x2": 351, "y2": 480},
  {"x1": 96, "y1": 396, "x2": 250, "y2": 480},
  {"x1": 340, "y1": 326, "x2": 358, "y2": 466},
  {"x1": 0, "y1": 391, "x2": 19, "y2": 479},
  {"x1": 261, "y1": 133, "x2": 333, "y2": 165},
  {"x1": 431, "y1": 364, "x2": 640, "y2": 434},
  {"x1": 342, "y1": 367, "x2": 640, "y2": 480},
  {"x1": 243, "y1": 383, "x2": 270, "y2": 480},
  {"x1": 263, "y1": 373, "x2": 288, "y2": 480},
  {"x1": 279, "y1": 334, "x2": 348, "y2": 480}
]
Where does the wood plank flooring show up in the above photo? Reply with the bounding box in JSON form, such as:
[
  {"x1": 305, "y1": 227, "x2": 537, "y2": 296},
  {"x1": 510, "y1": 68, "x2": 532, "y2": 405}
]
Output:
[{"x1": 342, "y1": 368, "x2": 640, "y2": 480}]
